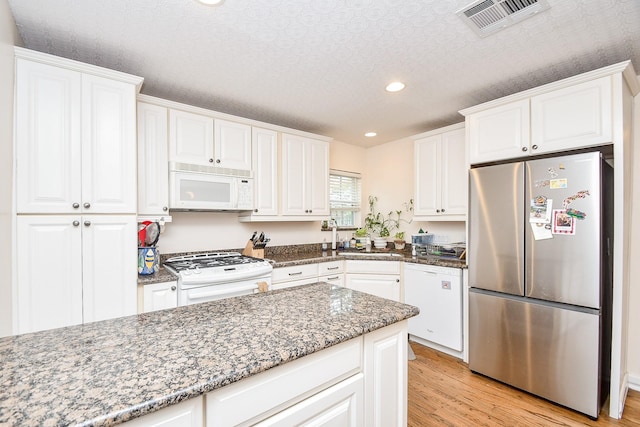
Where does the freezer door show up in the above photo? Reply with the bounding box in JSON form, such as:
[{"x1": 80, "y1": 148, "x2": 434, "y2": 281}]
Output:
[
  {"x1": 525, "y1": 152, "x2": 602, "y2": 308},
  {"x1": 469, "y1": 291, "x2": 601, "y2": 418},
  {"x1": 469, "y1": 162, "x2": 525, "y2": 296}
]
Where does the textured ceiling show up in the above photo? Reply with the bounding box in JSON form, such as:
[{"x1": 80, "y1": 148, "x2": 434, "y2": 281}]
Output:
[{"x1": 7, "y1": 0, "x2": 640, "y2": 146}]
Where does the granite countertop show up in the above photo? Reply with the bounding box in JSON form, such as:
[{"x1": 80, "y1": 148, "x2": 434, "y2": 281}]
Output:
[
  {"x1": 137, "y1": 248, "x2": 467, "y2": 285},
  {"x1": 0, "y1": 283, "x2": 419, "y2": 426}
]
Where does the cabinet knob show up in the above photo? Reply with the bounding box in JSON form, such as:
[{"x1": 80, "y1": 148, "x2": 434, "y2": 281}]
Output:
[
  {"x1": 436, "y1": 209, "x2": 440, "y2": 213},
  {"x1": 83, "y1": 202, "x2": 91, "y2": 209},
  {"x1": 396, "y1": 279, "x2": 400, "y2": 283},
  {"x1": 163, "y1": 206, "x2": 168, "y2": 212},
  {"x1": 171, "y1": 285, "x2": 176, "y2": 291},
  {"x1": 309, "y1": 210, "x2": 312, "y2": 214},
  {"x1": 72, "y1": 220, "x2": 80, "y2": 227},
  {"x1": 209, "y1": 158, "x2": 214, "y2": 163},
  {"x1": 72, "y1": 203, "x2": 80, "y2": 209},
  {"x1": 441, "y1": 208, "x2": 445, "y2": 213},
  {"x1": 531, "y1": 144, "x2": 538, "y2": 150},
  {"x1": 254, "y1": 209, "x2": 258, "y2": 213},
  {"x1": 305, "y1": 210, "x2": 309, "y2": 213},
  {"x1": 522, "y1": 147, "x2": 528, "y2": 152},
  {"x1": 216, "y1": 159, "x2": 221, "y2": 164},
  {"x1": 84, "y1": 220, "x2": 91, "y2": 227}
]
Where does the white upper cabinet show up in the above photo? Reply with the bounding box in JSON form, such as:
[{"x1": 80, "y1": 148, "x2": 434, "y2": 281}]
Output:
[
  {"x1": 461, "y1": 65, "x2": 629, "y2": 165},
  {"x1": 168, "y1": 110, "x2": 252, "y2": 172},
  {"x1": 137, "y1": 102, "x2": 170, "y2": 218},
  {"x1": 530, "y1": 76, "x2": 612, "y2": 154},
  {"x1": 169, "y1": 109, "x2": 214, "y2": 166},
  {"x1": 251, "y1": 127, "x2": 278, "y2": 216},
  {"x1": 467, "y1": 99, "x2": 530, "y2": 164},
  {"x1": 15, "y1": 57, "x2": 138, "y2": 214},
  {"x1": 81, "y1": 74, "x2": 137, "y2": 213},
  {"x1": 414, "y1": 124, "x2": 466, "y2": 220},
  {"x1": 16, "y1": 59, "x2": 82, "y2": 214},
  {"x1": 281, "y1": 134, "x2": 329, "y2": 217},
  {"x1": 214, "y1": 119, "x2": 252, "y2": 171}
]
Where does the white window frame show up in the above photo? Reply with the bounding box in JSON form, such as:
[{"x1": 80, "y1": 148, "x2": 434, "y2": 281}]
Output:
[{"x1": 329, "y1": 169, "x2": 361, "y2": 228}]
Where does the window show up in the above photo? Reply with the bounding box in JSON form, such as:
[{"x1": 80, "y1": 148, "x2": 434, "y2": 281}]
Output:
[{"x1": 329, "y1": 169, "x2": 361, "y2": 227}]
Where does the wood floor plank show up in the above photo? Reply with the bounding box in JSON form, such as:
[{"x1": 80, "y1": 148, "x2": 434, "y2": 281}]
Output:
[{"x1": 408, "y1": 342, "x2": 639, "y2": 426}]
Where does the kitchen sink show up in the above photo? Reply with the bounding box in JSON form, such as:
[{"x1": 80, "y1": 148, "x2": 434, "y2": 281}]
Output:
[{"x1": 338, "y1": 252, "x2": 403, "y2": 257}]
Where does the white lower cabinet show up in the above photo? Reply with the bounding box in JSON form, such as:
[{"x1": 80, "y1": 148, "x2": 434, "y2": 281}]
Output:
[
  {"x1": 205, "y1": 320, "x2": 407, "y2": 427},
  {"x1": 271, "y1": 263, "x2": 319, "y2": 290},
  {"x1": 124, "y1": 397, "x2": 203, "y2": 427},
  {"x1": 255, "y1": 373, "x2": 363, "y2": 427},
  {"x1": 363, "y1": 321, "x2": 408, "y2": 427},
  {"x1": 15, "y1": 215, "x2": 137, "y2": 334},
  {"x1": 318, "y1": 260, "x2": 345, "y2": 287},
  {"x1": 345, "y1": 261, "x2": 401, "y2": 302},
  {"x1": 404, "y1": 263, "x2": 462, "y2": 352},
  {"x1": 143, "y1": 281, "x2": 178, "y2": 313}
]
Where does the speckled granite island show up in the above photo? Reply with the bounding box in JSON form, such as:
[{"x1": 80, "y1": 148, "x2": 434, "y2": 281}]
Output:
[{"x1": 0, "y1": 283, "x2": 418, "y2": 426}]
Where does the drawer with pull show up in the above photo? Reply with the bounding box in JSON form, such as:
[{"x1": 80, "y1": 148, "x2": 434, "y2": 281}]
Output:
[{"x1": 272, "y1": 263, "x2": 319, "y2": 283}]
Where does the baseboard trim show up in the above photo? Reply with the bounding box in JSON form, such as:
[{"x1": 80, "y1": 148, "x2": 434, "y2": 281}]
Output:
[
  {"x1": 409, "y1": 335, "x2": 463, "y2": 360},
  {"x1": 628, "y1": 373, "x2": 640, "y2": 391}
]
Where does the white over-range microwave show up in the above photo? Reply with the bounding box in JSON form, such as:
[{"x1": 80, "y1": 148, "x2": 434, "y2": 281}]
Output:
[{"x1": 169, "y1": 165, "x2": 254, "y2": 211}]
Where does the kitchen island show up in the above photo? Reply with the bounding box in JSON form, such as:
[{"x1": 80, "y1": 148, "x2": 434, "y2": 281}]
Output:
[{"x1": 0, "y1": 283, "x2": 418, "y2": 426}]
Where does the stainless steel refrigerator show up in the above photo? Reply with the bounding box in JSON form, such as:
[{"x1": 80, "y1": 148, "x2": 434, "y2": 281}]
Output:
[{"x1": 468, "y1": 151, "x2": 613, "y2": 419}]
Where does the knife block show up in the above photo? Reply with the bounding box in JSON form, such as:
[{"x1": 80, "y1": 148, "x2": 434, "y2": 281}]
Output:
[{"x1": 242, "y1": 240, "x2": 264, "y2": 258}]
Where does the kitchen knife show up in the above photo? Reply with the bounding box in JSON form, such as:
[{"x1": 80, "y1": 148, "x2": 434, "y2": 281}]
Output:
[{"x1": 250, "y1": 231, "x2": 257, "y2": 244}]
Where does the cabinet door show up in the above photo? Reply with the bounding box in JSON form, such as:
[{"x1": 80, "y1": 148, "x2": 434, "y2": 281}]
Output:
[
  {"x1": 255, "y1": 373, "x2": 363, "y2": 427},
  {"x1": 169, "y1": 109, "x2": 214, "y2": 166},
  {"x1": 468, "y1": 99, "x2": 530, "y2": 164},
  {"x1": 414, "y1": 135, "x2": 441, "y2": 216},
  {"x1": 15, "y1": 216, "x2": 83, "y2": 334},
  {"x1": 15, "y1": 59, "x2": 82, "y2": 214},
  {"x1": 531, "y1": 76, "x2": 613, "y2": 154},
  {"x1": 345, "y1": 274, "x2": 400, "y2": 302},
  {"x1": 143, "y1": 281, "x2": 178, "y2": 313},
  {"x1": 363, "y1": 320, "x2": 408, "y2": 427},
  {"x1": 138, "y1": 102, "x2": 170, "y2": 216},
  {"x1": 306, "y1": 139, "x2": 330, "y2": 216},
  {"x1": 214, "y1": 119, "x2": 252, "y2": 171},
  {"x1": 281, "y1": 134, "x2": 307, "y2": 215},
  {"x1": 124, "y1": 397, "x2": 203, "y2": 427},
  {"x1": 82, "y1": 215, "x2": 137, "y2": 323},
  {"x1": 440, "y1": 128, "x2": 467, "y2": 216},
  {"x1": 81, "y1": 74, "x2": 137, "y2": 213},
  {"x1": 252, "y1": 128, "x2": 279, "y2": 216}
]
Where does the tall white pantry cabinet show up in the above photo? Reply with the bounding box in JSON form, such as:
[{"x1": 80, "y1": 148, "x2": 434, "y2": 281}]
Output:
[{"x1": 13, "y1": 48, "x2": 144, "y2": 334}]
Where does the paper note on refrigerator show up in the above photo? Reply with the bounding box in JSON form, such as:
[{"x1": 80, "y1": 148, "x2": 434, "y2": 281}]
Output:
[{"x1": 531, "y1": 222, "x2": 553, "y2": 240}]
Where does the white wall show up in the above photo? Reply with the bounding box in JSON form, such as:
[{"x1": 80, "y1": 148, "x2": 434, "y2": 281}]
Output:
[
  {"x1": 0, "y1": 0, "x2": 22, "y2": 337},
  {"x1": 627, "y1": 92, "x2": 640, "y2": 389},
  {"x1": 159, "y1": 140, "x2": 368, "y2": 253}
]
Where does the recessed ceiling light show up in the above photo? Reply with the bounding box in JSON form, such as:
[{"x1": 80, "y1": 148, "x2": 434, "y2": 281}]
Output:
[
  {"x1": 385, "y1": 81, "x2": 405, "y2": 92},
  {"x1": 365, "y1": 132, "x2": 377, "y2": 137},
  {"x1": 197, "y1": 0, "x2": 224, "y2": 5}
]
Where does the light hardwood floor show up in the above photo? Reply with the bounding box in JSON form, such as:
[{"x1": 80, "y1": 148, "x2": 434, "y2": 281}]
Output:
[{"x1": 408, "y1": 342, "x2": 640, "y2": 426}]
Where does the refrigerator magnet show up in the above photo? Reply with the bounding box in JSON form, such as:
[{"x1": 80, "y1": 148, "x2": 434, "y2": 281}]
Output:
[
  {"x1": 549, "y1": 178, "x2": 567, "y2": 189},
  {"x1": 552, "y1": 209, "x2": 576, "y2": 235},
  {"x1": 535, "y1": 179, "x2": 550, "y2": 188}
]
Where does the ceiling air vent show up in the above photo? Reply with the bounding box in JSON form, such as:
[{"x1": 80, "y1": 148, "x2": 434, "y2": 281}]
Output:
[{"x1": 456, "y1": 0, "x2": 550, "y2": 38}]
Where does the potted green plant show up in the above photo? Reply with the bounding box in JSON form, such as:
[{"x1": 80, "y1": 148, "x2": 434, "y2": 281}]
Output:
[
  {"x1": 362, "y1": 196, "x2": 413, "y2": 249},
  {"x1": 394, "y1": 231, "x2": 406, "y2": 250}
]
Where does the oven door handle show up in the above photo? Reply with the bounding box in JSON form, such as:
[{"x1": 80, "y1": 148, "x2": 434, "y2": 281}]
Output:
[{"x1": 187, "y1": 283, "x2": 259, "y2": 300}]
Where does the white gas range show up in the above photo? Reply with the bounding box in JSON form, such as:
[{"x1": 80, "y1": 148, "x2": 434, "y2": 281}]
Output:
[{"x1": 163, "y1": 252, "x2": 273, "y2": 306}]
